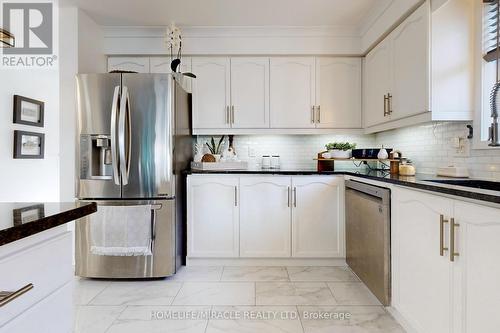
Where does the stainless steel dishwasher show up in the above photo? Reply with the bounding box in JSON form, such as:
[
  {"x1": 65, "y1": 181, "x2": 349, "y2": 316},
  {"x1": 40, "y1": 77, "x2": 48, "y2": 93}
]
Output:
[{"x1": 345, "y1": 180, "x2": 391, "y2": 306}]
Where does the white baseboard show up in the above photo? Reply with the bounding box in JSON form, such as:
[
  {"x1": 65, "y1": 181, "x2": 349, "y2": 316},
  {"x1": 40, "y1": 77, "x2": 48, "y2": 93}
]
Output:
[
  {"x1": 386, "y1": 306, "x2": 417, "y2": 333},
  {"x1": 186, "y1": 257, "x2": 347, "y2": 266}
]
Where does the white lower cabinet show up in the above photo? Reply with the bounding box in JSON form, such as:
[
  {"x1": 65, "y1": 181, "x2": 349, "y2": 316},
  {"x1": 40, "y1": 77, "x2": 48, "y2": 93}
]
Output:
[
  {"x1": 454, "y1": 201, "x2": 500, "y2": 333},
  {"x1": 187, "y1": 176, "x2": 239, "y2": 257},
  {"x1": 392, "y1": 186, "x2": 500, "y2": 333},
  {"x1": 187, "y1": 175, "x2": 344, "y2": 259},
  {"x1": 239, "y1": 176, "x2": 291, "y2": 257},
  {"x1": 292, "y1": 176, "x2": 344, "y2": 257},
  {"x1": 392, "y1": 187, "x2": 454, "y2": 333}
]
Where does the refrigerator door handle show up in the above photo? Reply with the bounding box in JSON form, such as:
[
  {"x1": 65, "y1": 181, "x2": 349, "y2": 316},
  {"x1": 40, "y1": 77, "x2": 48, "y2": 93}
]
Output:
[
  {"x1": 119, "y1": 86, "x2": 132, "y2": 185},
  {"x1": 110, "y1": 86, "x2": 121, "y2": 186}
]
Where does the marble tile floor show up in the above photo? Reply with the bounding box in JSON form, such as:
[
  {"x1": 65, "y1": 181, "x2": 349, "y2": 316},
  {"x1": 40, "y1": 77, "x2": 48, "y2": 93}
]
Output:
[{"x1": 73, "y1": 266, "x2": 405, "y2": 333}]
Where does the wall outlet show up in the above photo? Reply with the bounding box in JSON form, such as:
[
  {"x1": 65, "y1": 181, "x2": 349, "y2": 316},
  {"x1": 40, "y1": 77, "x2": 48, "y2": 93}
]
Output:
[
  {"x1": 452, "y1": 137, "x2": 470, "y2": 157},
  {"x1": 248, "y1": 147, "x2": 256, "y2": 158}
]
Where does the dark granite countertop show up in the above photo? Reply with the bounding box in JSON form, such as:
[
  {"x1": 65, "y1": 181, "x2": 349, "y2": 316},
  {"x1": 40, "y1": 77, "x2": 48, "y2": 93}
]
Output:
[
  {"x1": 0, "y1": 202, "x2": 97, "y2": 246},
  {"x1": 188, "y1": 168, "x2": 500, "y2": 205}
]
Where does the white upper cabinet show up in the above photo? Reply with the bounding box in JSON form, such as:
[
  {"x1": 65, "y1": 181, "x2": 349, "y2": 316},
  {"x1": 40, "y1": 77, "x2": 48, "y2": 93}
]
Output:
[
  {"x1": 187, "y1": 176, "x2": 239, "y2": 258},
  {"x1": 391, "y1": 3, "x2": 430, "y2": 120},
  {"x1": 230, "y1": 57, "x2": 270, "y2": 129},
  {"x1": 107, "y1": 57, "x2": 150, "y2": 73},
  {"x1": 316, "y1": 57, "x2": 361, "y2": 128},
  {"x1": 239, "y1": 176, "x2": 291, "y2": 257},
  {"x1": 150, "y1": 56, "x2": 192, "y2": 73},
  {"x1": 291, "y1": 176, "x2": 344, "y2": 258},
  {"x1": 363, "y1": 0, "x2": 473, "y2": 133},
  {"x1": 364, "y1": 39, "x2": 392, "y2": 128},
  {"x1": 192, "y1": 57, "x2": 231, "y2": 130},
  {"x1": 270, "y1": 57, "x2": 316, "y2": 129}
]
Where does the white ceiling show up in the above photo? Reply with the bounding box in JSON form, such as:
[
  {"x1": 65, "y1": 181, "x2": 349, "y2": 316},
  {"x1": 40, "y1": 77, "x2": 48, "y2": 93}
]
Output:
[{"x1": 65, "y1": 0, "x2": 379, "y2": 28}]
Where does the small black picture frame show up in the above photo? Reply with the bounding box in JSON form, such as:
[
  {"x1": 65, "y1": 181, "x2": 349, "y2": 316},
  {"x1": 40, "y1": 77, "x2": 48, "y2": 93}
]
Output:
[
  {"x1": 13, "y1": 130, "x2": 45, "y2": 159},
  {"x1": 13, "y1": 95, "x2": 44, "y2": 127},
  {"x1": 13, "y1": 204, "x2": 45, "y2": 226}
]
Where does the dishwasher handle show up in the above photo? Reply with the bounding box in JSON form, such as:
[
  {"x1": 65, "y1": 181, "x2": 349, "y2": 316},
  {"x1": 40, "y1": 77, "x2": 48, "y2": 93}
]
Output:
[{"x1": 345, "y1": 180, "x2": 390, "y2": 205}]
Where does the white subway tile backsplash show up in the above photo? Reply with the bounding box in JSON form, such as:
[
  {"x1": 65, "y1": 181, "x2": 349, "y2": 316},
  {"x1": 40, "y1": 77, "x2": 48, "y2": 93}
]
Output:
[{"x1": 195, "y1": 122, "x2": 500, "y2": 179}]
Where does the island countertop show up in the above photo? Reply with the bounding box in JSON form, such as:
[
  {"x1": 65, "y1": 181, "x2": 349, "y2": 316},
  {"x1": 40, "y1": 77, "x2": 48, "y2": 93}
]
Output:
[{"x1": 0, "y1": 202, "x2": 97, "y2": 246}]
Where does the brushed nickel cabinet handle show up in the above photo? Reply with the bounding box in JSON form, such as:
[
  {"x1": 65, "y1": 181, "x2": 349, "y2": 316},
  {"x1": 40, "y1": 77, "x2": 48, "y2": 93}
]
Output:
[
  {"x1": 293, "y1": 187, "x2": 297, "y2": 207},
  {"x1": 225, "y1": 106, "x2": 230, "y2": 124},
  {"x1": 317, "y1": 105, "x2": 321, "y2": 123},
  {"x1": 311, "y1": 106, "x2": 315, "y2": 123},
  {"x1": 234, "y1": 186, "x2": 238, "y2": 207},
  {"x1": 287, "y1": 186, "x2": 291, "y2": 207},
  {"x1": 383, "y1": 95, "x2": 389, "y2": 116},
  {"x1": 0, "y1": 283, "x2": 34, "y2": 307},
  {"x1": 388, "y1": 93, "x2": 393, "y2": 115},
  {"x1": 439, "y1": 214, "x2": 449, "y2": 256},
  {"x1": 450, "y1": 218, "x2": 460, "y2": 262},
  {"x1": 231, "y1": 105, "x2": 235, "y2": 124}
]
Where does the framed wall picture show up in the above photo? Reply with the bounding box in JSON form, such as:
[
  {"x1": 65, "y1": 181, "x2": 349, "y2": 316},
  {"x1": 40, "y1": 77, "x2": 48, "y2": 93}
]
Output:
[
  {"x1": 13, "y1": 204, "x2": 45, "y2": 226},
  {"x1": 13, "y1": 130, "x2": 45, "y2": 159},
  {"x1": 13, "y1": 95, "x2": 44, "y2": 127}
]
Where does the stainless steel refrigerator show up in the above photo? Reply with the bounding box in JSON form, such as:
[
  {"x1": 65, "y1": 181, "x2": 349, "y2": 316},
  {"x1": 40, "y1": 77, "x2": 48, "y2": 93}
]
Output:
[{"x1": 74, "y1": 73, "x2": 192, "y2": 278}]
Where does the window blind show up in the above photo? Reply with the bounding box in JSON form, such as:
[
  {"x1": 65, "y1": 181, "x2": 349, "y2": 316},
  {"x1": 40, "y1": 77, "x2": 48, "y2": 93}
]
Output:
[{"x1": 484, "y1": 0, "x2": 500, "y2": 62}]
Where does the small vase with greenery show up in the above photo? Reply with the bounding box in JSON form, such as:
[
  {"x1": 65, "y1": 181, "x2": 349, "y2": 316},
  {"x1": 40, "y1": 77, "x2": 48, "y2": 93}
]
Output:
[
  {"x1": 206, "y1": 136, "x2": 225, "y2": 161},
  {"x1": 325, "y1": 142, "x2": 356, "y2": 159}
]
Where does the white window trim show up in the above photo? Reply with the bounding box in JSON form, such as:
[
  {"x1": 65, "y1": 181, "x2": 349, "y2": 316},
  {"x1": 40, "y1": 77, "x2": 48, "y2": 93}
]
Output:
[{"x1": 474, "y1": 0, "x2": 500, "y2": 150}]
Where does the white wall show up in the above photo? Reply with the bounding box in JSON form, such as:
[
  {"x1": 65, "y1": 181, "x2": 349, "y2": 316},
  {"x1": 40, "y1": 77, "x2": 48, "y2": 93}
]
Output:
[{"x1": 0, "y1": 69, "x2": 60, "y2": 202}]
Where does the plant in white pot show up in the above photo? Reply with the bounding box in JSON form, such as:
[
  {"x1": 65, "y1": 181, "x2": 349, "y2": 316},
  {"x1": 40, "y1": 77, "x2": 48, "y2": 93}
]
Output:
[
  {"x1": 325, "y1": 142, "x2": 356, "y2": 159},
  {"x1": 206, "y1": 136, "x2": 225, "y2": 162}
]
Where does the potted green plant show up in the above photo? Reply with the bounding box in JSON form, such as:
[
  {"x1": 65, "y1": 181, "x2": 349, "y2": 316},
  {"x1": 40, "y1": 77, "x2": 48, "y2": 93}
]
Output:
[
  {"x1": 206, "y1": 136, "x2": 225, "y2": 161},
  {"x1": 325, "y1": 142, "x2": 356, "y2": 159}
]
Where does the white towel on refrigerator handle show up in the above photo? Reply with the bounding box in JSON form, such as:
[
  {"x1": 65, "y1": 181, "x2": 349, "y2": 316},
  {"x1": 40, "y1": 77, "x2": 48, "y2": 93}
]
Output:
[{"x1": 90, "y1": 205, "x2": 153, "y2": 256}]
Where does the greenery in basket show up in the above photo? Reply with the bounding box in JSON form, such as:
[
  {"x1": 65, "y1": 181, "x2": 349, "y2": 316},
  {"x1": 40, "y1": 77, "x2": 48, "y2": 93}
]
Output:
[
  {"x1": 325, "y1": 142, "x2": 357, "y2": 151},
  {"x1": 206, "y1": 136, "x2": 225, "y2": 155}
]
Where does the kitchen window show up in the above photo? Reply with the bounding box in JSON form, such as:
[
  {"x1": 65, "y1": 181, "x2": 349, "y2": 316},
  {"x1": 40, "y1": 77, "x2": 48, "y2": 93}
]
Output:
[{"x1": 477, "y1": 0, "x2": 500, "y2": 148}]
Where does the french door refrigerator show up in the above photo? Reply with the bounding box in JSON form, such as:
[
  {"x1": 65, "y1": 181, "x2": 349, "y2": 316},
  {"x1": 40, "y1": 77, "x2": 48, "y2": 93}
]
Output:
[{"x1": 75, "y1": 73, "x2": 192, "y2": 278}]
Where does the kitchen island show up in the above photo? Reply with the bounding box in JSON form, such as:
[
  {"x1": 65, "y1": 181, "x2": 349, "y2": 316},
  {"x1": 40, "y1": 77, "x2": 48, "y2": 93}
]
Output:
[{"x1": 0, "y1": 202, "x2": 96, "y2": 333}]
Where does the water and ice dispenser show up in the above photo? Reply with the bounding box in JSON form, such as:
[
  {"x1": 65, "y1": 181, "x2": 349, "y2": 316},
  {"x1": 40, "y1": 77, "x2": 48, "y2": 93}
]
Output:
[{"x1": 80, "y1": 135, "x2": 113, "y2": 180}]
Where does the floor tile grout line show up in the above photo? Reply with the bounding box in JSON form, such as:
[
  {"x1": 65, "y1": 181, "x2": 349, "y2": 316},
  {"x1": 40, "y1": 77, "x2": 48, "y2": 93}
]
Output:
[
  {"x1": 84, "y1": 280, "x2": 112, "y2": 305},
  {"x1": 170, "y1": 281, "x2": 184, "y2": 305},
  {"x1": 102, "y1": 304, "x2": 128, "y2": 333},
  {"x1": 296, "y1": 305, "x2": 306, "y2": 333}
]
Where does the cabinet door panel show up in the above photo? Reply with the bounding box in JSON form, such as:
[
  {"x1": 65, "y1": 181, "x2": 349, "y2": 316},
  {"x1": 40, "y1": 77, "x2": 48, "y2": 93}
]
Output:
[
  {"x1": 364, "y1": 39, "x2": 392, "y2": 127},
  {"x1": 192, "y1": 57, "x2": 231, "y2": 129},
  {"x1": 392, "y1": 187, "x2": 453, "y2": 333},
  {"x1": 316, "y1": 57, "x2": 361, "y2": 128},
  {"x1": 454, "y1": 201, "x2": 500, "y2": 333},
  {"x1": 240, "y1": 176, "x2": 291, "y2": 257},
  {"x1": 187, "y1": 176, "x2": 239, "y2": 257},
  {"x1": 270, "y1": 57, "x2": 315, "y2": 128},
  {"x1": 391, "y1": 3, "x2": 430, "y2": 120},
  {"x1": 107, "y1": 57, "x2": 150, "y2": 73},
  {"x1": 150, "y1": 57, "x2": 192, "y2": 91},
  {"x1": 231, "y1": 58, "x2": 270, "y2": 128},
  {"x1": 291, "y1": 176, "x2": 344, "y2": 258}
]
